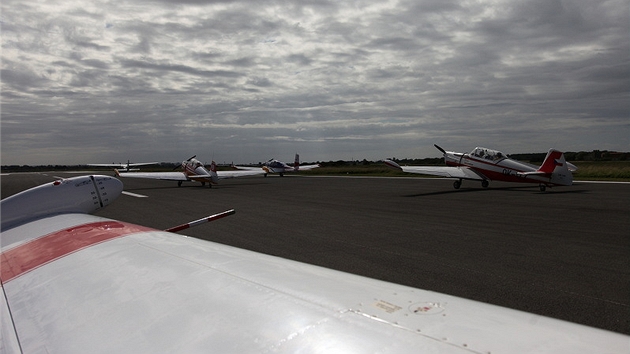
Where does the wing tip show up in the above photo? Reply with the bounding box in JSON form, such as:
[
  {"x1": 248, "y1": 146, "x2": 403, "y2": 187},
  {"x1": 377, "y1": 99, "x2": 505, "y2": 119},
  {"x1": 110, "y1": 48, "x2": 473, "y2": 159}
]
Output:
[{"x1": 383, "y1": 160, "x2": 402, "y2": 170}]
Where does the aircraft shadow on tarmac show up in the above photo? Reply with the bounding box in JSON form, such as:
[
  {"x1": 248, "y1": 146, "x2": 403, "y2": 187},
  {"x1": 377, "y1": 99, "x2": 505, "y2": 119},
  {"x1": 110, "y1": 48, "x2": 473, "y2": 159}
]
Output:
[
  {"x1": 123, "y1": 181, "x2": 269, "y2": 192},
  {"x1": 403, "y1": 185, "x2": 589, "y2": 197}
]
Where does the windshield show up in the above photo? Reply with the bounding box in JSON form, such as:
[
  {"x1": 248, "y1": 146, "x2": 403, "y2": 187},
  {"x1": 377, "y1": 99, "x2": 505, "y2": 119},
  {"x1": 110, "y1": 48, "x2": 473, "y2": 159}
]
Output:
[{"x1": 470, "y1": 147, "x2": 505, "y2": 161}]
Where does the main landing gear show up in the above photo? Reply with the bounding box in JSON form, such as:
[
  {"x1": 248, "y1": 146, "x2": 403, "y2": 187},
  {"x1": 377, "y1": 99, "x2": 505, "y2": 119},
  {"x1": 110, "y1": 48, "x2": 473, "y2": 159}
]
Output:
[
  {"x1": 539, "y1": 184, "x2": 546, "y2": 192},
  {"x1": 453, "y1": 179, "x2": 489, "y2": 189}
]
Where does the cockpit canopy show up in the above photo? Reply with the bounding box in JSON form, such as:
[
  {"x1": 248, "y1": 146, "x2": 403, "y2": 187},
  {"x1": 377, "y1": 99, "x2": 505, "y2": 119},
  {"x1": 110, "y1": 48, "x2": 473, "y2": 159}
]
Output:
[{"x1": 469, "y1": 147, "x2": 506, "y2": 162}]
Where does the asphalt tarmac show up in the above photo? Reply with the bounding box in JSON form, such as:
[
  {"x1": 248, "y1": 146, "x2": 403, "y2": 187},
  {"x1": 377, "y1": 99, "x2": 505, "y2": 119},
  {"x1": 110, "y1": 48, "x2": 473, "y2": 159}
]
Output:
[{"x1": 2, "y1": 172, "x2": 629, "y2": 334}]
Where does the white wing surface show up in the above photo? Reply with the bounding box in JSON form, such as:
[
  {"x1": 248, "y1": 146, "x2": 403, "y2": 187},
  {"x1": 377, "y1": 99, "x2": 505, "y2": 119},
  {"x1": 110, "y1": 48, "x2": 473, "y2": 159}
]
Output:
[
  {"x1": 88, "y1": 162, "x2": 158, "y2": 168},
  {"x1": 115, "y1": 171, "x2": 191, "y2": 181},
  {"x1": 116, "y1": 170, "x2": 264, "y2": 180},
  {"x1": 384, "y1": 160, "x2": 485, "y2": 180},
  {"x1": 232, "y1": 165, "x2": 261, "y2": 171},
  {"x1": 1, "y1": 176, "x2": 626, "y2": 353},
  {"x1": 216, "y1": 169, "x2": 266, "y2": 179},
  {"x1": 297, "y1": 163, "x2": 320, "y2": 171}
]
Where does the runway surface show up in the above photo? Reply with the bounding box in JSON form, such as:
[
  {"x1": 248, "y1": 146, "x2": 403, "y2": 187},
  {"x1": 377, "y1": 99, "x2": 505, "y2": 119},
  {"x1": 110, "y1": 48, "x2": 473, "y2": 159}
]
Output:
[{"x1": 2, "y1": 172, "x2": 629, "y2": 334}]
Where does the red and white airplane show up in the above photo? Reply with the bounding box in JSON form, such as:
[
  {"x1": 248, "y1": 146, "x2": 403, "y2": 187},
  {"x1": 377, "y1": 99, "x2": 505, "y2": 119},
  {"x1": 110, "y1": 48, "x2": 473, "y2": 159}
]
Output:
[
  {"x1": 235, "y1": 153, "x2": 320, "y2": 177},
  {"x1": 385, "y1": 145, "x2": 578, "y2": 191},
  {"x1": 115, "y1": 155, "x2": 265, "y2": 187},
  {"x1": 1, "y1": 175, "x2": 626, "y2": 353}
]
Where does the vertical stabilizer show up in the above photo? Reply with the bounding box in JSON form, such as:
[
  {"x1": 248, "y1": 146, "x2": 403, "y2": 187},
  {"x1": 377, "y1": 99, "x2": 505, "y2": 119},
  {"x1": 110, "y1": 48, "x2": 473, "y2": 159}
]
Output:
[
  {"x1": 539, "y1": 149, "x2": 573, "y2": 186},
  {"x1": 209, "y1": 161, "x2": 220, "y2": 184}
]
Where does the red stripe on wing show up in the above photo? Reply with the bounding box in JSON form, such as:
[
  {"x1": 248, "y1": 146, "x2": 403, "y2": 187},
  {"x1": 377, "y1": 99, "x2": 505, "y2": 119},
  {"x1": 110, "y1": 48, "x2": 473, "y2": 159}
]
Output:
[{"x1": 1, "y1": 221, "x2": 154, "y2": 283}]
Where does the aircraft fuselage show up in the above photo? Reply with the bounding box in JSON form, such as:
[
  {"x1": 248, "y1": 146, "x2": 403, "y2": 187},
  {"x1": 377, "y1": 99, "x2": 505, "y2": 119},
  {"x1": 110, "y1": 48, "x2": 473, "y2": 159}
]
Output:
[{"x1": 444, "y1": 150, "x2": 570, "y2": 186}]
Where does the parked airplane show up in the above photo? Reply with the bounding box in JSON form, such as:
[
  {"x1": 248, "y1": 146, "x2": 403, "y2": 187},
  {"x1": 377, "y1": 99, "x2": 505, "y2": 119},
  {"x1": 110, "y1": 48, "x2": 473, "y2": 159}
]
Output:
[
  {"x1": 385, "y1": 145, "x2": 577, "y2": 191},
  {"x1": 1, "y1": 175, "x2": 626, "y2": 353},
  {"x1": 88, "y1": 160, "x2": 159, "y2": 172},
  {"x1": 115, "y1": 155, "x2": 265, "y2": 187},
  {"x1": 235, "y1": 153, "x2": 320, "y2": 176}
]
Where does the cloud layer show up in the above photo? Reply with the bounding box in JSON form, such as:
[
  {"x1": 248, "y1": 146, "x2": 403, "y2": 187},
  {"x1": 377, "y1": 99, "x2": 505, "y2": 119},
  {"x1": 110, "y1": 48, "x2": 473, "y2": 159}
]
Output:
[{"x1": 2, "y1": 0, "x2": 628, "y2": 165}]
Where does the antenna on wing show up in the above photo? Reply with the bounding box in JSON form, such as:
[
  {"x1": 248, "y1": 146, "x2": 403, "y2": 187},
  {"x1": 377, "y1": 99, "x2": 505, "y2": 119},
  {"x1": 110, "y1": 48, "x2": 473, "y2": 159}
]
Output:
[{"x1": 165, "y1": 209, "x2": 235, "y2": 233}]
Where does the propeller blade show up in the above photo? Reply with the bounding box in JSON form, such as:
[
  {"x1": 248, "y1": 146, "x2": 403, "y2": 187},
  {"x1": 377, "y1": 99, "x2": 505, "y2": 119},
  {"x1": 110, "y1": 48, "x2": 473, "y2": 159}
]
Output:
[
  {"x1": 174, "y1": 155, "x2": 196, "y2": 170},
  {"x1": 434, "y1": 144, "x2": 446, "y2": 154}
]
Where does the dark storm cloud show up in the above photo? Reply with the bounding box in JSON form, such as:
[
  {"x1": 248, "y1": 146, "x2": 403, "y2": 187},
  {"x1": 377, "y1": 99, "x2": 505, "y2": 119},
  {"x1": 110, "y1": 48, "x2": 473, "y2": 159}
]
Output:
[{"x1": 1, "y1": 0, "x2": 628, "y2": 165}]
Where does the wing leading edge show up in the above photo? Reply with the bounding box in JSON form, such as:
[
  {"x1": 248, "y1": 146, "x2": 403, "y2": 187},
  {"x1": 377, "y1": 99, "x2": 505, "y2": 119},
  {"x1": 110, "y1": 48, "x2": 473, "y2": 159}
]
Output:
[
  {"x1": 384, "y1": 160, "x2": 485, "y2": 180},
  {"x1": 115, "y1": 171, "x2": 191, "y2": 181}
]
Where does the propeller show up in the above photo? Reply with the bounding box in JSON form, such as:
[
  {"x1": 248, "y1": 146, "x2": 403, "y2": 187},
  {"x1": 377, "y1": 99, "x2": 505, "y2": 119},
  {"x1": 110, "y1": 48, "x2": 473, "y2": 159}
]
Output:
[
  {"x1": 434, "y1": 144, "x2": 446, "y2": 154},
  {"x1": 173, "y1": 155, "x2": 197, "y2": 170}
]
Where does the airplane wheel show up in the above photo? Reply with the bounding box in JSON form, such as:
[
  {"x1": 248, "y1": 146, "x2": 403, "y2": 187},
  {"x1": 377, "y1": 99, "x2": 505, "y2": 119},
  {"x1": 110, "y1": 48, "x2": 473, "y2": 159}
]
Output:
[
  {"x1": 177, "y1": 181, "x2": 183, "y2": 187},
  {"x1": 482, "y1": 180, "x2": 489, "y2": 188},
  {"x1": 539, "y1": 184, "x2": 546, "y2": 192},
  {"x1": 264, "y1": 173, "x2": 268, "y2": 177},
  {"x1": 453, "y1": 180, "x2": 461, "y2": 189},
  {"x1": 280, "y1": 173, "x2": 284, "y2": 177}
]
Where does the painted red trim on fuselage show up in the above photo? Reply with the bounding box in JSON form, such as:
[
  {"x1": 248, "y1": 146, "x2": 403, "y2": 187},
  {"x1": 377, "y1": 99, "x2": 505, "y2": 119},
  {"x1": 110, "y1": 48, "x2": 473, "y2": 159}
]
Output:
[
  {"x1": 1, "y1": 221, "x2": 154, "y2": 283},
  {"x1": 448, "y1": 156, "x2": 554, "y2": 185}
]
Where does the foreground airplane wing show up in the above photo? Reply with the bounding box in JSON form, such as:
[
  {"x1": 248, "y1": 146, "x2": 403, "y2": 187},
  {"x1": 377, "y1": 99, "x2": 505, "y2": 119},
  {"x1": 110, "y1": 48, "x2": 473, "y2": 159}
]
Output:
[
  {"x1": 1, "y1": 176, "x2": 627, "y2": 353},
  {"x1": 384, "y1": 160, "x2": 485, "y2": 180}
]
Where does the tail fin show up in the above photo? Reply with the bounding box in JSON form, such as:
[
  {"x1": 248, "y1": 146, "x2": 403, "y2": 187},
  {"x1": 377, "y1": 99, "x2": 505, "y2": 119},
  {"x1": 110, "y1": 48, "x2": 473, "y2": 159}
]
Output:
[
  {"x1": 209, "y1": 161, "x2": 219, "y2": 184},
  {"x1": 538, "y1": 149, "x2": 573, "y2": 186},
  {"x1": 294, "y1": 153, "x2": 300, "y2": 170},
  {"x1": 539, "y1": 149, "x2": 565, "y2": 173}
]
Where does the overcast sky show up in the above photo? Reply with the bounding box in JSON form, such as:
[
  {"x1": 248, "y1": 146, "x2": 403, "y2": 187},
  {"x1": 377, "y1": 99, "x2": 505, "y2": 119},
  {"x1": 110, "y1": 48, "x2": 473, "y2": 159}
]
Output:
[{"x1": 2, "y1": 0, "x2": 628, "y2": 165}]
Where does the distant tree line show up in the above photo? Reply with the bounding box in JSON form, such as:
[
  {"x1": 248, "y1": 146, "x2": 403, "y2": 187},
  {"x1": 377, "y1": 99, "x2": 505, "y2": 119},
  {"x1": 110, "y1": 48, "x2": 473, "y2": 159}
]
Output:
[{"x1": 509, "y1": 150, "x2": 628, "y2": 163}]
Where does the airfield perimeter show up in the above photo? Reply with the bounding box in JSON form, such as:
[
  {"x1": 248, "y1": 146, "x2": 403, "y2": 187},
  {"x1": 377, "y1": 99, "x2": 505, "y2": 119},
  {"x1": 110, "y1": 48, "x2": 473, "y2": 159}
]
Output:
[{"x1": 2, "y1": 172, "x2": 629, "y2": 335}]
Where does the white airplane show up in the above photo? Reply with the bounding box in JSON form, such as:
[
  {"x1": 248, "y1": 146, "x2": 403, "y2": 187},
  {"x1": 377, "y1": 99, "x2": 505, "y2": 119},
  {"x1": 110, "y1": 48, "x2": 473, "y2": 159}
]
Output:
[
  {"x1": 1, "y1": 175, "x2": 626, "y2": 353},
  {"x1": 385, "y1": 145, "x2": 578, "y2": 191},
  {"x1": 88, "y1": 160, "x2": 159, "y2": 172},
  {"x1": 115, "y1": 155, "x2": 265, "y2": 187},
  {"x1": 235, "y1": 153, "x2": 320, "y2": 176}
]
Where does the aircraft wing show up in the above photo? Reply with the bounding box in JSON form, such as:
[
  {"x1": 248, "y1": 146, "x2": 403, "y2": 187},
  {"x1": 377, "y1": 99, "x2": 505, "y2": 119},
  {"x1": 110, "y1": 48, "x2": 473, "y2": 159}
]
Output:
[
  {"x1": 88, "y1": 162, "x2": 159, "y2": 168},
  {"x1": 216, "y1": 169, "x2": 266, "y2": 179},
  {"x1": 298, "y1": 163, "x2": 320, "y2": 170},
  {"x1": 384, "y1": 160, "x2": 485, "y2": 180},
  {"x1": 232, "y1": 165, "x2": 261, "y2": 171},
  {"x1": 2, "y1": 176, "x2": 627, "y2": 353},
  {"x1": 115, "y1": 171, "x2": 190, "y2": 181}
]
